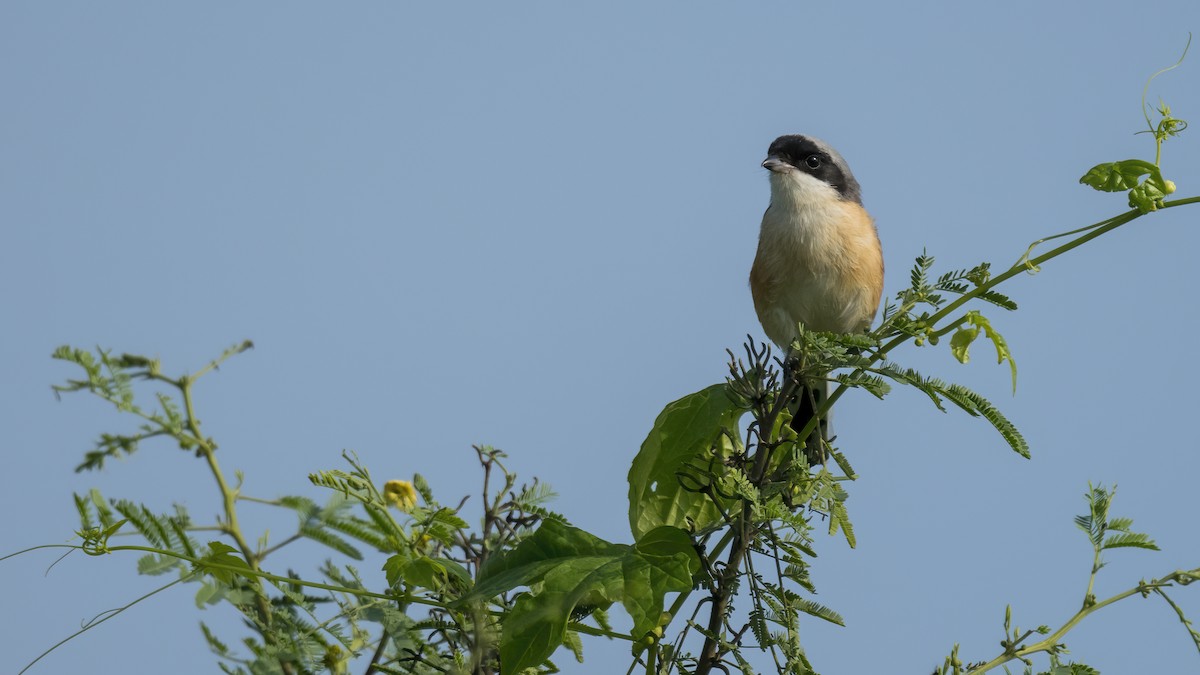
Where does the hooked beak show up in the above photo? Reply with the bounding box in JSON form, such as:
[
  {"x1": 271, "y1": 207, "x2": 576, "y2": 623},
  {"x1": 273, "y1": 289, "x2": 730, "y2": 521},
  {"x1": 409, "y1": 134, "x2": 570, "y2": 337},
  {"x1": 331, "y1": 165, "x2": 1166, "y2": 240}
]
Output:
[{"x1": 762, "y1": 156, "x2": 792, "y2": 173}]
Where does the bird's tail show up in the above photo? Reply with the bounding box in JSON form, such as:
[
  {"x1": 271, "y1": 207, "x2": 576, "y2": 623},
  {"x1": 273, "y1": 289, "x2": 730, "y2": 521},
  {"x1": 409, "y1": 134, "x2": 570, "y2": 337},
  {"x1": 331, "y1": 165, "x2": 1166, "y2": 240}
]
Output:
[{"x1": 789, "y1": 380, "x2": 831, "y2": 466}]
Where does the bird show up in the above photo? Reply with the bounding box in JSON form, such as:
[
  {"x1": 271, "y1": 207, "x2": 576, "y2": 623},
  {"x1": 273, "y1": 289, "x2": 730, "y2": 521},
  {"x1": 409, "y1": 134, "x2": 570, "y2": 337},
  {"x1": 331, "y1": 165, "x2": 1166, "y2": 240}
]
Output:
[{"x1": 749, "y1": 134, "x2": 884, "y2": 464}]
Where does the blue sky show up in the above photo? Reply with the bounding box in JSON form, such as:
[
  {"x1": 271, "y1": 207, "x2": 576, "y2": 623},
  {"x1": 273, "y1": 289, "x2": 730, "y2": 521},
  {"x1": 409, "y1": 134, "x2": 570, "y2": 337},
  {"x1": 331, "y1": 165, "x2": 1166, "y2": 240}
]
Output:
[{"x1": 3, "y1": 2, "x2": 1200, "y2": 673}]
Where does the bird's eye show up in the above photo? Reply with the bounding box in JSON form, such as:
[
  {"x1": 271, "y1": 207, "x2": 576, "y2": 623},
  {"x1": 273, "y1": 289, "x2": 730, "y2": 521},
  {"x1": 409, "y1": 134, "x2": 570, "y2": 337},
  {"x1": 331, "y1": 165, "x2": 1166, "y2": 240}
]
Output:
[{"x1": 804, "y1": 154, "x2": 822, "y2": 169}]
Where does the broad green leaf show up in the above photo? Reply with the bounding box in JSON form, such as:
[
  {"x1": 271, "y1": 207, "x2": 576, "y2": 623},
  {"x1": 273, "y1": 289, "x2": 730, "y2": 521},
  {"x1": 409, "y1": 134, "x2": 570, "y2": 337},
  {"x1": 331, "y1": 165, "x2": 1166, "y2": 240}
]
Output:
[
  {"x1": 1129, "y1": 178, "x2": 1168, "y2": 212},
  {"x1": 469, "y1": 520, "x2": 699, "y2": 672},
  {"x1": 471, "y1": 519, "x2": 621, "y2": 602},
  {"x1": 385, "y1": 555, "x2": 471, "y2": 592},
  {"x1": 1078, "y1": 159, "x2": 1157, "y2": 192},
  {"x1": 404, "y1": 557, "x2": 447, "y2": 589},
  {"x1": 623, "y1": 526, "x2": 699, "y2": 637},
  {"x1": 383, "y1": 553, "x2": 409, "y2": 587},
  {"x1": 628, "y1": 384, "x2": 744, "y2": 539},
  {"x1": 500, "y1": 560, "x2": 621, "y2": 672},
  {"x1": 195, "y1": 541, "x2": 252, "y2": 584},
  {"x1": 430, "y1": 508, "x2": 469, "y2": 531},
  {"x1": 435, "y1": 556, "x2": 473, "y2": 587},
  {"x1": 1079, "y1": 159, "x2": 1174, "y2": 213},
  {"x1": 632, "y1": 525, "x2": 698, "y2": 561}
]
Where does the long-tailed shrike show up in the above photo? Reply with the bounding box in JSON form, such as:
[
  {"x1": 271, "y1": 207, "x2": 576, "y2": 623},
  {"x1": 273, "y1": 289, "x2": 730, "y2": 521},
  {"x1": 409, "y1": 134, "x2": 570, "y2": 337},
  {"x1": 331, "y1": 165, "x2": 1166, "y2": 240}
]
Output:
[{"x1": 749, "y1": 134, "x2": 884, "y2": 463}]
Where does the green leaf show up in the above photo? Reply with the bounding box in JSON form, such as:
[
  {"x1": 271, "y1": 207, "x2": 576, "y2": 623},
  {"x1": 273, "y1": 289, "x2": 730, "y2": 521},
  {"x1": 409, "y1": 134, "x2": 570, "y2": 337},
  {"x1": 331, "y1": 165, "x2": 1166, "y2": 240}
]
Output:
[
  {"x1": 949, "y1": 327, "x2": 979, "y2": 364},
  {"x1": 873, "y1": 362, "x2": 1029, "y2": 457},
  {"x1": 562, "y1": 629, "x2": 585, "y2": 663},
  {"x1": 194, "y1": 580, "x2": 226, "y2": 608},
  {"x1": 623, "y1": 526, "x2": 700, "y2": 637},
  {"x1": 498, "y1": 594, "x2": 566, "y2": 672},
  {"x1": 89, "y1": 489, "x2": 116, "y2": 528},
  {"x1": 199, "y1": 622, "x2": 230, "y2": 656},
  {"x1": 382, "y1": 553, "x2": 408, "y2": 587},
  {"x1": 195, "y1": 541, "x2": 253, "y2": 584},
  {"x1": 1079, "y1": 159, "x2": 1174, "y2": 213},
  {"x1": 975, "y1": 289, "x2": 1018, "y2": 311},
  {"x1": 1101, "y1": 532, "x2": 1159, "y2": 551},
  {"x1": 945, "y1": 383, "x2": 1029, "y2": 458},
  {"x1": 627, "y1": 384, "x2": 744, "y2": 539},
  {"x1": 793, "y1": 597, "x2": 845, "y2": 626},
  {"x1": 360, "y1": 604, "x2": 415, "y2": 636},
  {"x1": 403, "y1": 557, "x2": 448, "y2": 589},
  {"x1": 429, "y1": 508, "x2": 469, "y2": 531},
  {"x1": 500, "y1": 561, "x2": 621, "y2": 673},
  {"x1": 1128, "y1": 178, "x2": 1169, "y2": 212},
  {"x1": 137, "y1": 553, "x2": 184, "y2": 576},
  {"x1": 100, "y1": 518, "x2": 127, "y2": 540},
  {"x1": 1074, "y1": 514, "x2": 1094, "y2": 537},
  {"x1": 1079, "y1": 159, "x2": 1158, "y2": 192},
  {"x1": 470, "y1": 519, "x2": 621, "y2": 602},
  {"x1": 828, "y1": 494, "x2": 856, "y2": 549},
  {"x1": 949, "y1": 311, "x2": 1018, "y2": 393},
  {"x1": 412, "y1": 473, "x2": 435, "y2": 504},
  {"x1": 278, "y1": 495, "x2": 320, "y2": 516},
  {"x1": 299, "y1": 525, "x2": 363, "y2": 560},
  {"x1": 321, "y1": 514, "x2": 393, "y2": 552},
  {"x1": 467, "y1": 520, "x2": 698, "y2": 672},
  {"x1": 436, "y1": 556, "x2": 473, "y2": 587},
  {"x1": 1105, "y1": 516, "x2": 1134, "y2": 532},
  {"x1": 384, "y1": 555, "x2": 470, "y2": 592}
]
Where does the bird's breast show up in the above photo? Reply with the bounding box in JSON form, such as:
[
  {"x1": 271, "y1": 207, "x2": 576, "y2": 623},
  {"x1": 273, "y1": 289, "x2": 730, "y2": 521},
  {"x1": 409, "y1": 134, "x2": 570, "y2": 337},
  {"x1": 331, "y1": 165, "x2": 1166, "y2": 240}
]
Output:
[{"x1": 750, "y1": 198, "x2": 883, "y2": 346}]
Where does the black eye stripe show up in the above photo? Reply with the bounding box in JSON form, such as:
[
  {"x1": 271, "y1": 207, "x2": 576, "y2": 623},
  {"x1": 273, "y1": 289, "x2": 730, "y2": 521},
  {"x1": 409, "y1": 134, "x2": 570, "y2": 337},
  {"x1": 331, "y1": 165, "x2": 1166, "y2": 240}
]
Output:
[{"x1": 765, "y1": 135, "x2": 863, "y2": 204}]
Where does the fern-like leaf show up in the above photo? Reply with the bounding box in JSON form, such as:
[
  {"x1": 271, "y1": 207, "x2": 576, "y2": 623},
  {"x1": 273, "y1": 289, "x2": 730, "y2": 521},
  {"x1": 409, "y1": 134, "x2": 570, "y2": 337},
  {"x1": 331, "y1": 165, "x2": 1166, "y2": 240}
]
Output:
[
  {"x1": 1106, "y1": 516, "x2": 1134, "y2": 532},
  {"x1": 1102, "y1": 532, "x2": 1159, "y2": 551},
  {"x1": 322, "y1": 515, "x2": 393, "y2": 552},
  {"x1": 792, "y1": 598, "x2": 845, "y2": 626},
  {"x1": 947, "y1": 384, "x2": 1029, "y2": 458},
  {"x1": 829, "y1": 448, "x2": 857, "y2": 479},
  {"x1": 138, "y1": 553, "x2": 184, "y2": 576},
  {"x1": 278, "y1": 495, "x2": 320, "y2": 517},
  {"x1": 974, "y1": 289, "x2": 1018, "y2": 311},
  {"x1": 299, "y1": 525, "x2": 363, "y2": 560},
  {"x1": 836, "y1": 371, "x2": 891, "y2": 399},
  {"x1": 910, "y1": 252, "x2": 934, "y2": 291},
  {"x1": 200, "y1": 621, "x2": 232, "y2": 656},
  {"x1": 748, "y1": 607, "x2": 771, "y2": 646}
]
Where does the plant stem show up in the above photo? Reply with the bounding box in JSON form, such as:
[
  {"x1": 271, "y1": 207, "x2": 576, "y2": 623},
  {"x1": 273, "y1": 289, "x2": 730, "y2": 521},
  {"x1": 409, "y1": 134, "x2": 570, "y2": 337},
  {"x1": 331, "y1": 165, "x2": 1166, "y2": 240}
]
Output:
[
  {"x1": 694, "y1": 377, "x2": 798, "y2": 674},
  {"x1": 19, "y1": 577, "x2": 186, "y2": 675},
  {"x1": 179, "y1": 374, "x2": 292, "y2": 673},
  {"x1": 967, "y1": 568, "x2": 1200, "y2": 673},
  {"x1": 817, "y1": 201, "x2": 1176, "y2": 429}
]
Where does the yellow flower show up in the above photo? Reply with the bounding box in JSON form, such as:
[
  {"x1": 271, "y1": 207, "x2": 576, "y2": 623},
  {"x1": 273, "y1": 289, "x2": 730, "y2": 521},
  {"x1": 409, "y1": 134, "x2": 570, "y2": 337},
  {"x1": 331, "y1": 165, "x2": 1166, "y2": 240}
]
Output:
[
  {"x1": 384, "y1": 479, "x2": 418, "y2": 512},
  {"x1": 322, "y1": 644, "x2": 348, "y2": 675}
]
